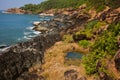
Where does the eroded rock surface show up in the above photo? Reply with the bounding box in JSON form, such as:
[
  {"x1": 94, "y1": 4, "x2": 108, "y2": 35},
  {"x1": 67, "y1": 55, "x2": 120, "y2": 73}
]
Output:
[{"x1": 0, "y1": 33, "x2": 61, "y2": 80}]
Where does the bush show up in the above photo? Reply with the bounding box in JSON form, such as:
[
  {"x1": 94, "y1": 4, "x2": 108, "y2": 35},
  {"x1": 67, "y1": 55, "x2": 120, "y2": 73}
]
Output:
[
  {"x1": 82, "y1": 50, "x2": 106, "y2": 74},
  {"x1": 78, "y1": 40, "x2": 90, "y2": 48},
  {"x1": 63, "y1": 34, "x2": 73, "y2": 43},
  {"x1": 82, "y1": 22, "x2": 119, "y2": 75},
  {"x1": 108, "y1": 23, "x2": 120, "y2": 36}
]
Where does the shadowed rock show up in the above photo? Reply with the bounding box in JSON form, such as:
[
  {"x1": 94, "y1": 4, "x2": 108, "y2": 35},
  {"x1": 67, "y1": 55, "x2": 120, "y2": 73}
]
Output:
[{"x1": 0, "y1": 33, "x2": 61, "y2": 80}]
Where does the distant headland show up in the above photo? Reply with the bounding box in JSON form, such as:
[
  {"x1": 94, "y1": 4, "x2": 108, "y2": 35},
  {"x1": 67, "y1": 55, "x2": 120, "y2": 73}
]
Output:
[{"x1": 4, "y1": 8, "x2": 32, "y2": 14}]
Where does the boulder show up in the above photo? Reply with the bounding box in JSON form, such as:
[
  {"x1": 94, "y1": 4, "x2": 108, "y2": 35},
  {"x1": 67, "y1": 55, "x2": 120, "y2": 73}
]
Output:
[
  {"x1": 114, "y1": 49, "x2": 120, "y2": 71},
  {"x1": 64, "y1": 69, "x2": 78, "y2": 80},
  {"x1": 33, "y1": 26, "x2": 49, "y2": 33}
]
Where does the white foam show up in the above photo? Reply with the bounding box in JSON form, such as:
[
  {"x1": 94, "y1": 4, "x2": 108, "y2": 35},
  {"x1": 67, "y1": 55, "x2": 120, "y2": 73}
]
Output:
[
  {"x1": 24, "y1": 32, "x2": 32, "y2": 35},
  {"x1": 26, "y1": 26, "x2": 34, "y2": 30},
  {"x1": 17, "y1": 38, "x2": 21, "y2": 41},
  {"x1": 33, "y1": 31, "x2": 41, "y2": 35},
  {"x1": 23, "y1": 36, "x2": 31, "y2": 40}
]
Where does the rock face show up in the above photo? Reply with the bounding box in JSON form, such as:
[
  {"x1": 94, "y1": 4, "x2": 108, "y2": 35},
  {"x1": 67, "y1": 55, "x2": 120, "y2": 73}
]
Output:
[
  {"x1": 114, "y1": 50, "x2": 120, "y2": 71},
  {"x1": 64, "y1": 70, "x2": 87, "y2": 80},
  {"x1": 98, "y1": 7, "x2": 120, "y2": 23},
  {"x1": 64, "y1": 70, "x2": 78, "y2": 80},
  {"x1": 34, "y1": 12, "x2": 90, "y2": 34},
  {"x1": 0, "y1": 33, "x2": 61, "y2": 80},
  {"x1": 6, "y1": 8, "x2": 32, "y2": 14}
]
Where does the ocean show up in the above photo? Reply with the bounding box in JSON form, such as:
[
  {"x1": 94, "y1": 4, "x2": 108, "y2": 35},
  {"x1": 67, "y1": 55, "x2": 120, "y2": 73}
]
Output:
[{"x1": 0, "y1": 11, "x2": 51, "y2": 46}]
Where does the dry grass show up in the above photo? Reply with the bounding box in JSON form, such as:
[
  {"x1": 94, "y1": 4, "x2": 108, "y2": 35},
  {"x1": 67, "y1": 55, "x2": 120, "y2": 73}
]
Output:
[{"x1": 39, "y1": 41, "x2": 89, "y2": 80}]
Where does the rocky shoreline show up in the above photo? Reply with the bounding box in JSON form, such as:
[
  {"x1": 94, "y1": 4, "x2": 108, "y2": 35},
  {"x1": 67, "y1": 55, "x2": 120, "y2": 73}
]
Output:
[
  {"x1": 0, "y1": 6, "x2": 90, "y2": 79},
  {"x1": 0, "y1": 4, "x2": 120, "y2": 80}
]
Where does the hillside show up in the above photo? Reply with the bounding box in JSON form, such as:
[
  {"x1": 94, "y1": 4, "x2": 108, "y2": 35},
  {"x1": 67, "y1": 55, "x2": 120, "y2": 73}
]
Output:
[
  {"x1": 20, "y1": 0, "x2": 120, "y2": 14},
  {"x1": 0, "y1": 0, "x2": 120, "y2": 80}
]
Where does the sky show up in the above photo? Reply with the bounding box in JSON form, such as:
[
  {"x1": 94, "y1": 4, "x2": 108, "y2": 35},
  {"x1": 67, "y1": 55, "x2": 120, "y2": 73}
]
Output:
[{"x1": 0, "y1": 0, "x2": 44, "y2": 10}]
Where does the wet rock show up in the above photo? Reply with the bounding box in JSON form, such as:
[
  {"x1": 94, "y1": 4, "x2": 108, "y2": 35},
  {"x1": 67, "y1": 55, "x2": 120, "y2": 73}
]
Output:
[
  {"x1": 114, "y1": 49, "x2": 120, "y2": 71},
  {"x1": 0, "y1": 44, "x2": 7, "y2": 49},
  {"x1": 33, "y1": 26, "x2": 49, "y2": 33}
]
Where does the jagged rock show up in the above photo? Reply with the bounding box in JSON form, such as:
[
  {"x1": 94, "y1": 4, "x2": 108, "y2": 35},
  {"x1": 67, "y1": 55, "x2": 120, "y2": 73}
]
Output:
[
  {"x1": 98, "y1": 8, "x2": 120, "y2": 23},
  {"x1": 0, "y1": 33, "x2": 61, "y2": 80},
  {"x1": 114, "y1": 49, "x2": 120, "y2": 71},
  {"x1": 33, "y1": 26, "x2": 49, "y2": 33},
  {"x1": 0, "y1": 44, "x2": 7, "y2": 49}
]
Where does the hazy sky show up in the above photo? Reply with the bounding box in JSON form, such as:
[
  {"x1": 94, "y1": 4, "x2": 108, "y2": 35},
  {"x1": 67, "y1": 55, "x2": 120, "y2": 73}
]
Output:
[{"x1": 0, "y1": 0, "x2": 44, "y2": 10}]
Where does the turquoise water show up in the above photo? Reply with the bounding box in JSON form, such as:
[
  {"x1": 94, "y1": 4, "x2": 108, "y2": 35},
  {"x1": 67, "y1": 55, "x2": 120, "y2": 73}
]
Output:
[
  {"x1": 0, "y1": 11, "x2": 51, "y2": 46},
  {"x1": 66, "y1": 52, "x2": 83, "y2": 59}
]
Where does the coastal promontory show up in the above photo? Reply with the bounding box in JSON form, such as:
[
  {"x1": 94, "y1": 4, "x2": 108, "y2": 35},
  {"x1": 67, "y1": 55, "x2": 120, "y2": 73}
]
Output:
[{"x1": 5, "y1": 8, "x2": 32, "y2": 14}]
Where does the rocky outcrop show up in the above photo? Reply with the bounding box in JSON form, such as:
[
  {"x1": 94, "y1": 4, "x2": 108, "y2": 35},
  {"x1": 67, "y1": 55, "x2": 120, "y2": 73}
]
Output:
[
  {"x1": 64, "y1": 70, "x2": 78, "y2": 80},
  {"x1": 96, "y1": 61, "x2": 114, "y2": 80},
  {"x1": 34, "y1": 12, "x2": 90, "y2": 34},
  {"x1": 0, "y1": 33, "x2": 61, "y2": 80},
  {"x1": 64, "y1": 70, "x2": 87, "y2": 80},
  {"x1": 6, "y1": 8, "x2": 32, "y2": 14},
  {"x1": 97, "y1": 7, "x2": 120, "y2": 24},
  {"x1": 114, "y1": 50, "x2": 120, "y2": 71},
  {"x1": 0, "y1": 6, "x2": 91, "y2": 79}
]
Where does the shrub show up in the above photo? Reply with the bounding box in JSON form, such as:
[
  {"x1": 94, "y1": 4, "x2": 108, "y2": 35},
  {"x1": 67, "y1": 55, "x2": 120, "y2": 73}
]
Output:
[
  {"x1": 78, "y1": 40, "x2": 90, "y2": 48},
  {"x1": 108, "y1": 23, "x2": 120, "y2": 36},
  {"x1": 63, "y1": 34, "x2": 73, "y2": 43}
]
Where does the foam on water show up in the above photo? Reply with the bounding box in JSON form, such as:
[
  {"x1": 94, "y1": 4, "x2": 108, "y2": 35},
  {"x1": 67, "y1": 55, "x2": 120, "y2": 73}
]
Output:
[
  {"x1": 0, "y1": 13, "x2": 52, "y2": 46},
  {"x1": 26, "y1": 26, "x2": 34, "y2": 30}
]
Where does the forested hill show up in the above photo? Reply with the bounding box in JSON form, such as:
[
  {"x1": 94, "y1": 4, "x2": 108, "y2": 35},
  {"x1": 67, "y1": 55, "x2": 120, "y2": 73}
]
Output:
[{"x1": 20, "y1": 0, "x2": 120, "y2": 14}]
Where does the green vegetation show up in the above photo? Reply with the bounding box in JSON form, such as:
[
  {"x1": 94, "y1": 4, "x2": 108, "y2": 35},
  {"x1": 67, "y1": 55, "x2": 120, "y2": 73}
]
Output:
[
  {"x1": 20, "y1": 0, "x2": 120, "y2": 78},
  {"x1": 78, "y1": 40, "x2": 91, "y2": 48},
  {"x1": 63, "y1": 34, "x2": 73, "y2": 43},
  {"x1": 86, "y1": 0, "x2": 120, "y2": 12},
  {"x1": 20, "y1": 0, "x2": 86, "y2": 14},
  {"x1": 20, "y1": 0, "x2": 120, "y2": 14},
  {"x1": 82, "y1": 22, "x2": 120, "y2": 75}
]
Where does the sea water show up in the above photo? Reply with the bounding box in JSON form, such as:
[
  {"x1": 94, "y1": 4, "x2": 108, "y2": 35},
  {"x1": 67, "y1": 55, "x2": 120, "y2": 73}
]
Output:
[{"x1": 0, "y1": 11, "x2": 51, "y2": 46}]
